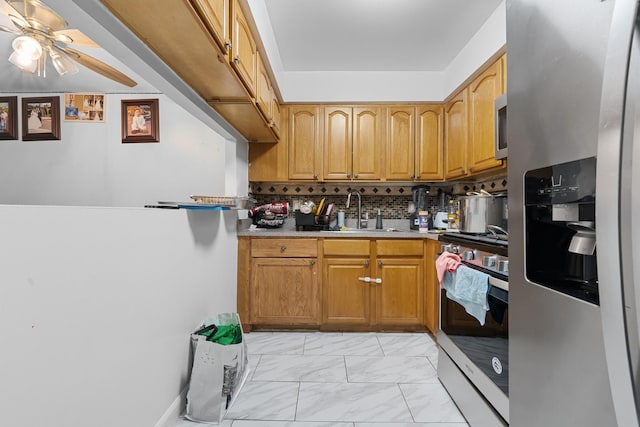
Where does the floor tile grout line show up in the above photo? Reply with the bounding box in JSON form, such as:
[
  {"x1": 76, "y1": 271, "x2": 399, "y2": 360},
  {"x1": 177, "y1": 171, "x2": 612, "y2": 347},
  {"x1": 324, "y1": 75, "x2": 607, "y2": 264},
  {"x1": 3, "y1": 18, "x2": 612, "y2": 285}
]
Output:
[{"x1": 396, "y1": 382, "x2": 417, "y2": 423}]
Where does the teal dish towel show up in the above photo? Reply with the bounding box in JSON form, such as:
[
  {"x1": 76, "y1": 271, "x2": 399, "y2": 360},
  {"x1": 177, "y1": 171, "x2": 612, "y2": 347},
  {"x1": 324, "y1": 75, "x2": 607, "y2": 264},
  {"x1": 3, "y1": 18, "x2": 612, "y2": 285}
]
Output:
[{"x1": 442, "y1": 265, "x2": 490, "y2": 325}]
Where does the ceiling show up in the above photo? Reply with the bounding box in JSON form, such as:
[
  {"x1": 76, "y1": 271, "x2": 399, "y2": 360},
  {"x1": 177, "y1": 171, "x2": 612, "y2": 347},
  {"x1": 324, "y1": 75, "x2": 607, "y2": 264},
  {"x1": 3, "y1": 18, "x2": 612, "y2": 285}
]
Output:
[
  {"x1": 260, "y1": 0, "x2": 503, "y2": 72},
  {"x1": 248, "y1": 0, "x2": 506, "y2": 102}
]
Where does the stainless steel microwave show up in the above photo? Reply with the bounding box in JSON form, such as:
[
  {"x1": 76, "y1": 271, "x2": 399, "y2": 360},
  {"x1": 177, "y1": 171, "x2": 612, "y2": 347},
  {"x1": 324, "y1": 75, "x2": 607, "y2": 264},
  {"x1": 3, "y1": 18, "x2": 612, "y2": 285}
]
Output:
[{"x1": 495, "y1": 94, "x2": 507, "y2": 159}]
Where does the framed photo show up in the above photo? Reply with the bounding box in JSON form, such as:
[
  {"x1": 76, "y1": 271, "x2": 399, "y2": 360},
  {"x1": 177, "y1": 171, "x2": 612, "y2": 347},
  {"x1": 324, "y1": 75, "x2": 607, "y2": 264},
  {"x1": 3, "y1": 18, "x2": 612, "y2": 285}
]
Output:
[
  {"x1": 22, "y1": 96, "x2": 61, "y2": 141},
  {"x1": 121, "y1": 98, "x2": 159, "y2": 143},
  {"x1": 0, "y1": 96, "x2": 18, "y2": 140},
  {"x1": 64, "y1": 93, "x2": 105, "y2": 122}
]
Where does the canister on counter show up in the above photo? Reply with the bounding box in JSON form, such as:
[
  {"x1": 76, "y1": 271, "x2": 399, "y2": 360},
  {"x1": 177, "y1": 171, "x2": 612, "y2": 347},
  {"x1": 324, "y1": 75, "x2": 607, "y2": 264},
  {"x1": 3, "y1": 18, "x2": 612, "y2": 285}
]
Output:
[{"x1": 418, "y1": 210, "x2": 430, "y2": 233}]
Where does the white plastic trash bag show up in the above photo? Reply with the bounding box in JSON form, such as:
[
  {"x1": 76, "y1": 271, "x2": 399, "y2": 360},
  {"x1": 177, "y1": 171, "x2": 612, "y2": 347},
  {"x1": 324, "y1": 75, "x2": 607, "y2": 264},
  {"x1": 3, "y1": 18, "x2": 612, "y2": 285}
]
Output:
[{"x1": 185, "y1": 313, "x2": 249, "y2": 424}]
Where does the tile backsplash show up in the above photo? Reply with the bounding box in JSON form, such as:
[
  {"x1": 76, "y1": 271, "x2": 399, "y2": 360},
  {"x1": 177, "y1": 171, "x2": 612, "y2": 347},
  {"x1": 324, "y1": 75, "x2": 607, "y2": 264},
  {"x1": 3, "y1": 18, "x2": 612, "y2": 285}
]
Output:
[{"x1": 250, "y1": 175, "x2": 507, "y2": 220}]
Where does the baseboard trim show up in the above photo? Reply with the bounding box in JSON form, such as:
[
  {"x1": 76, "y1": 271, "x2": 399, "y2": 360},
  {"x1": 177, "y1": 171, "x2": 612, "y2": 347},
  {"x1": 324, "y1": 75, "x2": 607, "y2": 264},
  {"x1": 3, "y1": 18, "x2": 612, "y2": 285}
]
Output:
[{"x1": 154, "y1": 386, "x2": 188, "y2": 427}]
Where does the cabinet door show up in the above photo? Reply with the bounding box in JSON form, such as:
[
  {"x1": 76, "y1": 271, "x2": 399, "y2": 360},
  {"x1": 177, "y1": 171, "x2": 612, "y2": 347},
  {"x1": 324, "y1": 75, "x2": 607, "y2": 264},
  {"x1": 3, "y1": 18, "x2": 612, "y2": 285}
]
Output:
[
  {"x1": 444, "y1": 88, "x2": 468, "y2": 180},
  {"x1": 374, "y1": 258, "x2": 424, "y2": 326},
  {"x1": 250, "y1": 258, "x2": 320, "y2": 325},
  {"x1": 192, "y1": 0, "x2": 230, "y2": 56},
  {"x1": 323, "y1": 258, "x2": 371, "y2": 325},
  {"x1": 231, "y1": 0, "x2": 256, "y2": 97},
  {"x1": 255, "y1": 52, "x2": 272, "y2": 121},
  {"x1": 352, "y1": 106, "x2": 383, "y2": 180},
  {"x1": 386, "y1": 106, "x2": 415, "y2": 181},
  {"x1": 271, "y1": 92, "x2": 281, "y2": 139},
  {"x1": 468, "y1": 59, "x2": 503, "y2": 174},
  {"x1": 289, "y1": 105, "x2": 322, "y2": 180},
  {"x1": 324, "y1": 106, "x2": 352, "y2": 180},
  {"x1": 425, "y1": 239, "x2": 440, "y2": 335},
  {"x1": 416, "y1": 105, "x2": 444, "y2": 181}
]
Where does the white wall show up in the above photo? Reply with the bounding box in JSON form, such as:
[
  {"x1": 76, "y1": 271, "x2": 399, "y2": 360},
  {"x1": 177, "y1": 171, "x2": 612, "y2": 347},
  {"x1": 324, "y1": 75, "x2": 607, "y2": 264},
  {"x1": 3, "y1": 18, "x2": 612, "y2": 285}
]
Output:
[
  {"x1": 0, "y1": 86, "x2": 245, "y2": 427},
  {"x1": 0, "y1": 93, "x2": 232, "y2": 207},
  {"x1": 443, "y1": 1, "x2": 507, "y2": 96},
  {"x1": 0, "y1": 204, "x2": 238, "y2": 427}
]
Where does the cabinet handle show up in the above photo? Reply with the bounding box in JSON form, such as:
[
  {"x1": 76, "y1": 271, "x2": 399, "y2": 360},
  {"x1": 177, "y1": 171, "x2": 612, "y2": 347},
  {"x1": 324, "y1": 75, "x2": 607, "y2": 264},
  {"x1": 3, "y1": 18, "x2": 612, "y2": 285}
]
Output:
[
  {"x1": 378, "y1": 260, "x2": 383, "y2": 267},
  {"x1": 354, "y1": 173, "x2": 359, "y2": 178},
  {"x1": 280, "y1": 245, "x2": 286, "y2": 252},
  {"x1": 364, "y1": 260, "x2": 369, "y2": 267},
  {"x1": 469, "y1": 166, "x2": 473, "y2": 172},
  {"x1": 460, "y1": 168, "x2": 465, "y2": 174},
  {"x1": 313, "y1": 173, "x2": 318, "y2": 180},
  {"x1": 234, "y1": 56, "x2": 240, "y2": 65},
  {"x1": 358, "y1": 276, "x2": 382, "y2": 284},
  {"x1": 309, "y1": 259, "x2": 316, "y2": 266},
  {"x1": 225, "y1": 41, "x2": 232, "y2": 52},
  {"x1": 346, "y1": 173, "x2": 351, "y2": 178},
  {"x1": 416, "y1": 174, "x2": 421, "y2": 179}
]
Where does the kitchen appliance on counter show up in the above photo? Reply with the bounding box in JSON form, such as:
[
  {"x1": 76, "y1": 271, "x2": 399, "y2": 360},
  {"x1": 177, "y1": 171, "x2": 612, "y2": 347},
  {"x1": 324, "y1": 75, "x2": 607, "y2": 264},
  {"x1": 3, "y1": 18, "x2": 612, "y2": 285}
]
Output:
[
  {"x1": 458, "y1": 191, "x2": 508, "y2": 234},
  {"x1": 409, "y1": 185, "x2": 430, "y2": 230},
  {"x1": 508, "y1": 0, "x2": 640, "y2": 425},
  {"x1": 437, "y1": 233, "x2": 509, "y2": 426}
]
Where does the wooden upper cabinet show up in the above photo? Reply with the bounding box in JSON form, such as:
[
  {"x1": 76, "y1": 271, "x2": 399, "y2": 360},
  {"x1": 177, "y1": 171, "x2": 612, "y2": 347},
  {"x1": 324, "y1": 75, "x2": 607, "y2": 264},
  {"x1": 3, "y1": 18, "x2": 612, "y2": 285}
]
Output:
[
  {"x1": 386, "y1": 106, "x2": 415, "y2": 181},
  {"x1": 289, "y1": 105, "x2": 322, "y2": 180},
  {"x1": 324, "y1": 106, "x2": 383, "y2": 180},
  {"x1": 468, "y1": 59, "x2": 504, "y2": 174},
  {"x1": 387, "y1": 105, "x2": 443, "y2": 181},
  {"x1": 416, "y1": 105, "x2": 444, "y2": 180},
  {"x1": 353, "y1": 106, "x2": 383, "y2": 180},
  {"x1": 231, "y1": 0, "x2": 257, "y2": 97},
  {"x1": 271, "y1": 91, "x2": 282, "y2": 139},
  {"x1": 190, "y1": 0, "x2": 231, "y2": 57},
  {"x1": 444, "y1": 88, "x2": 469, "y2": 180},
  {"x1": 256, "y1": 52, "x2": 272, "y2": 121},
  {"x1": 324, "y1": 107, "x2": 352, "y2": 180}
]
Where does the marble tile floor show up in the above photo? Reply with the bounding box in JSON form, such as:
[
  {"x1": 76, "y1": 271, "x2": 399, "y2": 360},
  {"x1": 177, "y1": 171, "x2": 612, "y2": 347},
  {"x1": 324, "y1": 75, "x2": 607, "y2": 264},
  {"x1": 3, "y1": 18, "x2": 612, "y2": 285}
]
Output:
[{"x1": 176, "y1": 332, "x2": 468, "y2": 427}]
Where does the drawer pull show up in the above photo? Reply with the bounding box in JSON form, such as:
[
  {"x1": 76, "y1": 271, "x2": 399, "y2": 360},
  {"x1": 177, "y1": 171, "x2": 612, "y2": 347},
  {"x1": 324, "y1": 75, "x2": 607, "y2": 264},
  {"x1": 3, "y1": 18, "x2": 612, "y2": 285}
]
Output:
[
  {"x1": 309, "y1": 259, "x2": 316, "y2": 266},
  {"x1": 378, "y1": 260, "x2": 384, "y2": 267},
  {"x1": 280, "y1": 245, "x2": 286, "y2": 252},
  {"x1": 364, "y1": 260, "x2": 369, "y2": 267}
]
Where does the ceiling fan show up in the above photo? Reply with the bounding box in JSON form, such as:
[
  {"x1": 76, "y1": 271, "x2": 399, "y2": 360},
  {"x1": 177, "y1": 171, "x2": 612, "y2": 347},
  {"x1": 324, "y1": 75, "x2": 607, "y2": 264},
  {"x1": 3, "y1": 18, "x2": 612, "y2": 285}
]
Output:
[{"x1": 0, "y1": 0, "x2": 136, "y2": 87}]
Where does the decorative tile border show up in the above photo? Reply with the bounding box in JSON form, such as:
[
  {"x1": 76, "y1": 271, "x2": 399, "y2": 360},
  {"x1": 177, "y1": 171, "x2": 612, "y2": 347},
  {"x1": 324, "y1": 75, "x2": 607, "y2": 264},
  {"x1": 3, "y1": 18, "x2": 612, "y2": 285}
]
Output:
[{"x1": 250, "y1": 174, "x2": 507, "y2": 221}]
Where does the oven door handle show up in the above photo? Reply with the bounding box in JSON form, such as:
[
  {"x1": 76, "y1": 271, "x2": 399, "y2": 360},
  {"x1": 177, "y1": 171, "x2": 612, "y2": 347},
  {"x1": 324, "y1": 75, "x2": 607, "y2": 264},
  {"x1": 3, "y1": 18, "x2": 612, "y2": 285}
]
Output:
[{"x1": 489, "y1": 276, "x2": 509, "y2": 292}]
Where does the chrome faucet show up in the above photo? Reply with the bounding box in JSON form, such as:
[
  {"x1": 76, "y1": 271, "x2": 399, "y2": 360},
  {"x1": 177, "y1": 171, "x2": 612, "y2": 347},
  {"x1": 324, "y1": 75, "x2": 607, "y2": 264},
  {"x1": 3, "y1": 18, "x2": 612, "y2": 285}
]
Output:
[{"x1": 346, "y1": 191, "x2": 363, "y2": 229}]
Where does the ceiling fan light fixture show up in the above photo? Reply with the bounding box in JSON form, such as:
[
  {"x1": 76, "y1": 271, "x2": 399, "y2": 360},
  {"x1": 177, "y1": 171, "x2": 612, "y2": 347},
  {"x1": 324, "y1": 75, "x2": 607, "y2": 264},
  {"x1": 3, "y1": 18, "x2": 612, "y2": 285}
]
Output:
[
  {"x1": 49, "y1": 49, "x2": 77, "y2": 76},
  {"x1": 11, "y1": 35, "x2": 42, "y2": 60},
  {"x1": 8, "y1": 50, "x2": 37, "y2": 72}
]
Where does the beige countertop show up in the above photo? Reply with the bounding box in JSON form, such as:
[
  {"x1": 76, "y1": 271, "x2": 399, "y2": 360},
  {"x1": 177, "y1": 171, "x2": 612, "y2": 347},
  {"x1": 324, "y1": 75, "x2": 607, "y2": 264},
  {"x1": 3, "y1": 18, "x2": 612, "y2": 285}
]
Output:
[{"x1": 237, "y1": 219, "x2": 443, "y2": 240}]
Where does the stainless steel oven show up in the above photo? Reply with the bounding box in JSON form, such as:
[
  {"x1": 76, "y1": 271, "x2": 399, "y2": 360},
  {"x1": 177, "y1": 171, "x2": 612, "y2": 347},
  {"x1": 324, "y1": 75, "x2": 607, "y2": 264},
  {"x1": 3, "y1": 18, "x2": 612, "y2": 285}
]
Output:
[{"x1": 437, "y1": 233, "x2": 509, "y2": 426}]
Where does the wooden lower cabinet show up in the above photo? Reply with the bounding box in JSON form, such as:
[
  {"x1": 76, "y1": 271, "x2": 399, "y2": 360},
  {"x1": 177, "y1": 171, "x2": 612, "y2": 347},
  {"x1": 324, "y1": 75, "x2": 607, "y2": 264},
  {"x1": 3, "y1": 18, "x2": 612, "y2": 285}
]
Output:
[
  {"x1": 323, "y1": 257, "x2": 371, "y2": 325},
  {"x1": 250, "y1": 257, "x2": 320, "y2": 325},
  {"x1": 247, "y1": 238, "x2": 320, "y2": 326},
  {"x1": 241, "y1": 237, "x2": 434, "y2": 331},
  {"x1": 375, "y1": 258, "x2": 424, "y2": 326}
]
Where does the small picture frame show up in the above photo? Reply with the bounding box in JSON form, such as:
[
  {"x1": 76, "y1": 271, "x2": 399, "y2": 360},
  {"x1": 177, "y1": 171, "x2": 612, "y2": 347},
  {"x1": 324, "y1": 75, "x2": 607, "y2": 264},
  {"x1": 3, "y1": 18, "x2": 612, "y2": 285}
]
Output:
[
  {"x1": 0, "y1": 96, "x2": 18, "y2": 140},
  {"x1": 121, "y1": 98, "x2": 159, "y2": 143},
  {"x1": 64, "y1": 93, "x2": 105, "y2": 122},
  {"x1": 22, "y1": 96, "x2": 61, "y2": 141}
]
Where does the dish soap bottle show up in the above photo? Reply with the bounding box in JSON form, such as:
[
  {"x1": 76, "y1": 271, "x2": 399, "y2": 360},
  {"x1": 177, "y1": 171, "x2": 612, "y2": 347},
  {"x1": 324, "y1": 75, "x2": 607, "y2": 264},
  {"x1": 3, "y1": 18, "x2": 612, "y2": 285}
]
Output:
[{"x1": 376, "y1": 209, "x2": 383, "y2": 229}]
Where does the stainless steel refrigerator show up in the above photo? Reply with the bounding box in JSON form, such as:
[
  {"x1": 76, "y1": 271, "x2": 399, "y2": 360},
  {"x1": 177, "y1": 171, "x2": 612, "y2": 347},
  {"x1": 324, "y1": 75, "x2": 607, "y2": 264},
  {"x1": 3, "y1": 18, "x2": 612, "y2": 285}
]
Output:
[{"x1": 508, "y1": 0, "x2": 640, "y2": 425}]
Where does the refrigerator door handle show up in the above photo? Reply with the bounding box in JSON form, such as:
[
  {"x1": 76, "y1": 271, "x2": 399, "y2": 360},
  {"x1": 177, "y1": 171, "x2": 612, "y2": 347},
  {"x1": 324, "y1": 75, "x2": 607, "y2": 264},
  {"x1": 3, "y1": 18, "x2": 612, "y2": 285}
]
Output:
[{"x1": 597, "y1": 0, "x2": 640, "y2": 425}]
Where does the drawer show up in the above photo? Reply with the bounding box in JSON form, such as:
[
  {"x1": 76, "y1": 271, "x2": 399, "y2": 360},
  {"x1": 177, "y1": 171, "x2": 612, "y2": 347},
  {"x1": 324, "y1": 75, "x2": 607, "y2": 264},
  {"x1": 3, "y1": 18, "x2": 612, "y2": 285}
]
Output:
[
  {"x1": 376, "y1": 239, "x2": 424, "y2": 256},
  {"x1": 323, "y1": 239, "x2": 370, "y2": 256},
  {"x1": 251, "y1": 238, "x2": 318, "y2": 257}
]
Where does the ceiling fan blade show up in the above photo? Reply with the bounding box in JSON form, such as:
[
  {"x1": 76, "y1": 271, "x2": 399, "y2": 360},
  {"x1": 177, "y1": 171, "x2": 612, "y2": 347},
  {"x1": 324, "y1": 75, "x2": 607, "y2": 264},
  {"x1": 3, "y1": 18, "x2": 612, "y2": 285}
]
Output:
[
  {"x1": 62, "y1": 47, "x2": 137, "y2": 87},
  {"x1": 7, "y1": 0, "x2": 66, "y2": 32},
  {"x1": 0, "y1": 24, "x2": 20, "y2": 34},
  {"x1": 54, "y1": 29, "x2": 100, "y2": 48}
]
